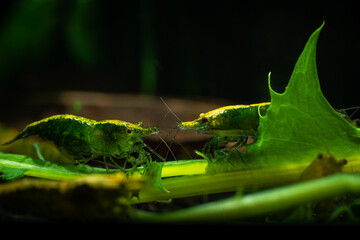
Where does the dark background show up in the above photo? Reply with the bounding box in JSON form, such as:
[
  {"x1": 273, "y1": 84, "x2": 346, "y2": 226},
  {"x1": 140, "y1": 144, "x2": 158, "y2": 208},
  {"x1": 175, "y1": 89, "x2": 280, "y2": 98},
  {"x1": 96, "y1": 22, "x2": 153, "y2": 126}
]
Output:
[{"x1": 0, "y1": 0, "x2": 359, "y2": 123}]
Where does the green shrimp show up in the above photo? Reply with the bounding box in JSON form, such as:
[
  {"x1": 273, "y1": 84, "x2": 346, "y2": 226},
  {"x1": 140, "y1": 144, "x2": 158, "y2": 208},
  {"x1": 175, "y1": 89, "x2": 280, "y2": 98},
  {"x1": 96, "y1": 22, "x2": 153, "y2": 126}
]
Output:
[
  {"x1": 2, "y1": 114, "x2": 161, "y2": 171},
  {"x1": 177, "y1": 102, "x2": 271, "y2": 157},
  {"x1": 179, "y1": 102, "x2": 270, "y2": 134}
]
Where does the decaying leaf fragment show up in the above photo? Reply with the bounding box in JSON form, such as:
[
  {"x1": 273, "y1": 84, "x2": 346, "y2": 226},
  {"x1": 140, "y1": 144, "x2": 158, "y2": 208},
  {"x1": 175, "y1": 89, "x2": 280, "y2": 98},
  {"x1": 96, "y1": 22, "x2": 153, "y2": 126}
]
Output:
[
  {"x1": 300, "y1": 153, "x2": 347, "y2": 181},
  {"x1": 0, "y1": 172, "x2": 147, "y2": 221},
  {"x1": 297, "y1": 153, "x2": 351, "y2": 222}
]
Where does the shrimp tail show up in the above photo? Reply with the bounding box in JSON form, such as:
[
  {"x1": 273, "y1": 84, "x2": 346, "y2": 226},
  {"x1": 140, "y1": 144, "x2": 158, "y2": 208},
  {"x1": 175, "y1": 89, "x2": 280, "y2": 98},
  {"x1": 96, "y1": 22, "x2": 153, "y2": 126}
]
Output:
[
  {"x1": 2, "y1": 130, "x2": 30, "y2": 145},
  {"x1": 2, "y1": 123, "x2": 40, "y2": 145}
]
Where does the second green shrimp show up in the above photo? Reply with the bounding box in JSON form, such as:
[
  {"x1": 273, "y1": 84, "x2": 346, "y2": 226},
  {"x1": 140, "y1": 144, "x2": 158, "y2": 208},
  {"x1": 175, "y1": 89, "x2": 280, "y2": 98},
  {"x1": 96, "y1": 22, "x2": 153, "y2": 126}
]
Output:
[{"x1": 177, "y1": 102, "x2": 271, "y2": 157}]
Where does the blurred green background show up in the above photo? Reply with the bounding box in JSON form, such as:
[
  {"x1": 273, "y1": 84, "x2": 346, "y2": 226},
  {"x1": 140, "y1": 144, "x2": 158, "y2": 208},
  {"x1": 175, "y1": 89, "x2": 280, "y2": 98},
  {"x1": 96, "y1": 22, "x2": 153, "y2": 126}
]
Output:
[{"x1": 0, "y1": 0, "x2": 359, "y2": 121}]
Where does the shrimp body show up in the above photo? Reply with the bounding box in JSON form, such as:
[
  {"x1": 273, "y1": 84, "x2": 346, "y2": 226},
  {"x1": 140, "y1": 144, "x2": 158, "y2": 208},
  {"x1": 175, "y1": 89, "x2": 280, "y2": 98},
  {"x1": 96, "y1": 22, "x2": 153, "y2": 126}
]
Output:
[
  {"x1": 178, "y1": 102, "x2": 271, "y2": 156},
  {"x1": 3, "y1": 114, "x2": 158, "y2": 169},
  {"x1": 179, "y1": 102, "x2": 270, "y2": 135}
]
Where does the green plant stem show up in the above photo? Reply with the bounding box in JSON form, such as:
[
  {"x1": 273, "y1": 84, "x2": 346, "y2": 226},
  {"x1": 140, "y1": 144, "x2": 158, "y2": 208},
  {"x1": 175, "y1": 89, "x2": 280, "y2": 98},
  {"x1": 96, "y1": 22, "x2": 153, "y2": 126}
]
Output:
[
  {"x1": 134, "y1": 173, "x2": 360, "y2": 223},
  {"x1": 0, "y1": 151, "x2": 206, "y2": 181},
  {"x1": 161, "y1": 159, "x2": 207, "y2": 177},
  {"x1": 0, "y1": 152, "x2": 110, "y2": 180},
  {"x1": 135, "y1": 154, "x2": 360, "y2": 203},
  {"x1": 136, "y1": 162, "x2": 308, "y2": 203},
  {"x1": 2, "y1": 151, "x2": 360, "y2": 205}
]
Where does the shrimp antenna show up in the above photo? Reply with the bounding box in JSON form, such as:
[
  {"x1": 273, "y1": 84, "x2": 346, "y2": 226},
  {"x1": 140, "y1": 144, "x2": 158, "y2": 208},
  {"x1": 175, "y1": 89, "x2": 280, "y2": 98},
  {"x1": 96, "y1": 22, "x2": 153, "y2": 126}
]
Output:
[
  {"x1": 153, "y1": 127, "x2": 178, "y2": 160},
  {"x1": 153, "y1": 126, "x2": 176, "y2": 152},
  {"x1": 160, "y1": 97, "x2": 182, "y2": 124},
  {"x1": 348, "y1": 106, "x2": 360, "y2": 119},
  {"x1": 336, "y1": 106, "x2": 360, "y2": 119},
  {"x1": 173, "y1": 128, "x2": 193, "y2": 159},
  {"x1": 144, "y1": 143, "x2": 166, "y2": 161},
  {"x1": 157, "y1": 133, "x2": 177, "y2": 161},
  {"x1": 161, "y1": 128, "x2": 193, "y2": 160},
  {"x1": 154, "y1": 111, "x2": 170, "y2": 129},
  {"x1": 340, "y1": 106, "x2": 360, "y2": 111}
]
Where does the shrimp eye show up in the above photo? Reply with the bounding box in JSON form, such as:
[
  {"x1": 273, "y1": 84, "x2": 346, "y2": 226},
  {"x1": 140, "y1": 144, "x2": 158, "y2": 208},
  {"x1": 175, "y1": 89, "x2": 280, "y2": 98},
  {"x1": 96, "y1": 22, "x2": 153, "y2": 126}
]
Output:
[
  {"x1": 201, "y1": 117, "x2": 208, "y2": 123},
  {"x1": 126, "y1": 128, "x2": 132, "y2": 134}
]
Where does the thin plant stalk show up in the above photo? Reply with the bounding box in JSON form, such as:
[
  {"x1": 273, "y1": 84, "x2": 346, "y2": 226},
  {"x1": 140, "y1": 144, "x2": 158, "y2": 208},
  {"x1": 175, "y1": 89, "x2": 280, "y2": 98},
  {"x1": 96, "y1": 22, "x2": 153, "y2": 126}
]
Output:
[{"x1": 134, "y1": 173, "x2": 360, "y2": 223}]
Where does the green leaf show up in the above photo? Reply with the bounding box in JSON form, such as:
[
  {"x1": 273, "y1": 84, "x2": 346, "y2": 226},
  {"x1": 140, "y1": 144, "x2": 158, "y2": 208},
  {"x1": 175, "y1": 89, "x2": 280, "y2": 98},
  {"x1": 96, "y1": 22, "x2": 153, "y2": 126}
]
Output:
[
  {"x1": 143, "y1": 162, "x2": 169, "y2": 193},
  {"x1": 0, "y1": 167, "x2": 27, "y2": 181},
  {"x1": 207, "y1": 23, "x2": 360, "y2": 174}
]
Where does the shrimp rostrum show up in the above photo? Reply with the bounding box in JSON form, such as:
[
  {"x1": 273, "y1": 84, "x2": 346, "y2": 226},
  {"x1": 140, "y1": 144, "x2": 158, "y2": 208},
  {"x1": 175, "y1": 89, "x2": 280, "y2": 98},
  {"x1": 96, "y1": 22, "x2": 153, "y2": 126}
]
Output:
[{"x1": 2, "y1": 114, "x2": 161, "y2": 171}]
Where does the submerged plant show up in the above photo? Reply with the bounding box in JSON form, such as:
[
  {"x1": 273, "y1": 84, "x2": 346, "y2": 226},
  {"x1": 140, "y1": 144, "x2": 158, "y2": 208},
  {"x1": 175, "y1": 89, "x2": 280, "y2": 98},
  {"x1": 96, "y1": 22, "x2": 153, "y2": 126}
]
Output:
[{"x1": 0, "y1": 23, "x2": 360, "y2": 223}]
